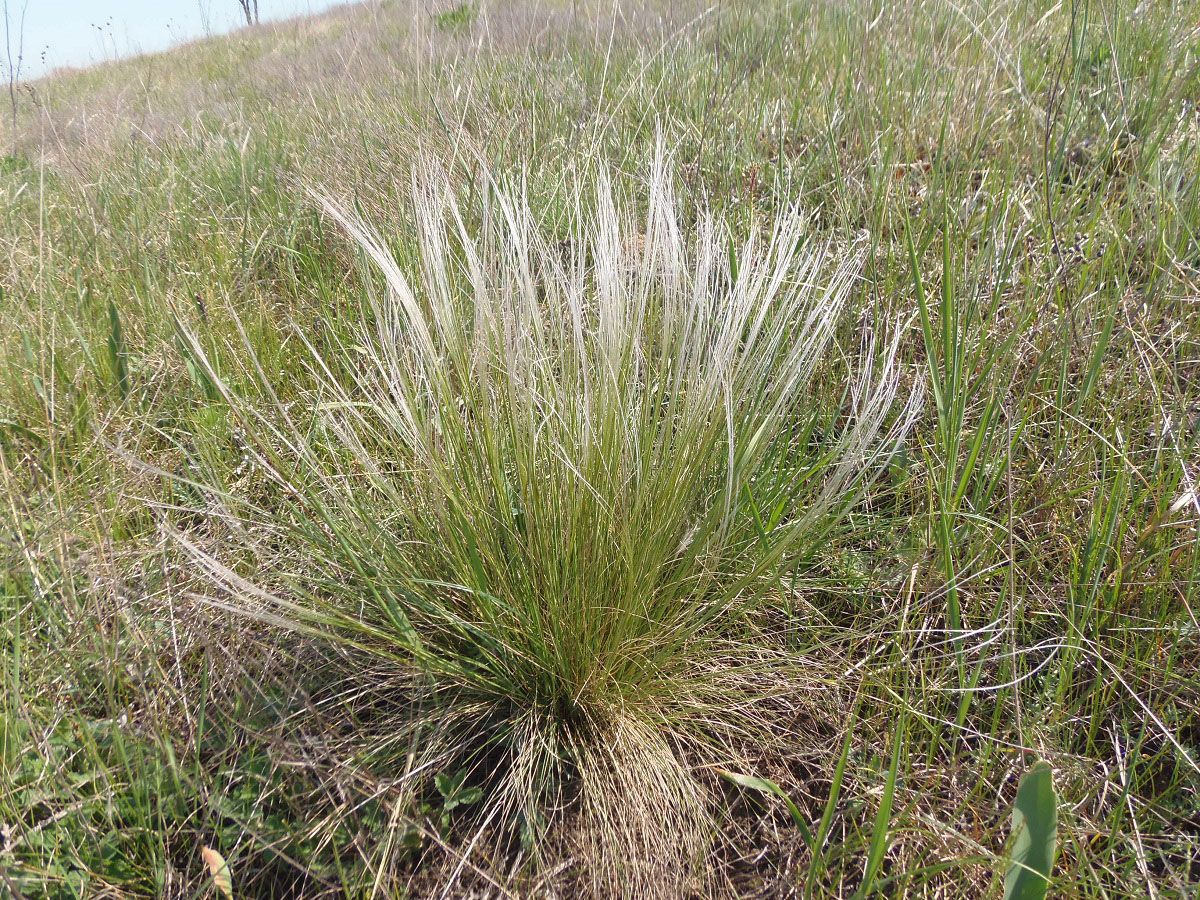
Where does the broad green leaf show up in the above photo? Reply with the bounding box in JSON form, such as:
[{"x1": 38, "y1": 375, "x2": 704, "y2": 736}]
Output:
[{"x1": 1004, "y1": 761, "x2": 1057, "y2": 900}]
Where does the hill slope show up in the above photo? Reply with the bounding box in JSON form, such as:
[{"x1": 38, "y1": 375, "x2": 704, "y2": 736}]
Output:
[{"x1": 2, "y1": 1, "x2": 1199, "y2": 896}]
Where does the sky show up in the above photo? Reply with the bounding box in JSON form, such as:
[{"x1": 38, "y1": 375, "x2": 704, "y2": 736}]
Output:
[{"x1": 2, "y1": 0, "x2": 346, "y2": 80}]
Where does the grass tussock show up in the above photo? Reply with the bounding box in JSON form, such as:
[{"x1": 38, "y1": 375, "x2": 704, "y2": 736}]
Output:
[{"x1": 176, "y1": 152, "x2": 917, "y2": 894}]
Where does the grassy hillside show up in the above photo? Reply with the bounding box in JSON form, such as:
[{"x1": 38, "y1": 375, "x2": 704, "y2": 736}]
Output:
[{"x1": 2, "y1": 0, "x2": 1198, "y2": 896}]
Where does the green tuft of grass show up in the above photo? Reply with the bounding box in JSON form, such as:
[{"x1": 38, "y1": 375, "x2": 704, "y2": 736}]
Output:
[
  {"x1": 434, "y1": 2, "x2": 478, "y2": 32},
  {"x1": 176, "y1": 152, "x2": 918, "y2": 893}
]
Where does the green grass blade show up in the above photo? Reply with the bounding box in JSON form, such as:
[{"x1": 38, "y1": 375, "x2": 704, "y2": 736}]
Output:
[
  {"x1": 106, "y1": 299, "x2": 130, "y2": 400},
  {"x1": 719, "y1": 769, "x2": 814, "y2": 848},
  {"x1": 857, "y1": 713, "x2": 905, "y2": 897}
]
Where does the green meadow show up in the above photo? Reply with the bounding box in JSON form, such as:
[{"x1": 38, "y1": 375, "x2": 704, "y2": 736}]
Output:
[{"x1": 1, "y1": 0, "x2": 1198, "y2": 895}]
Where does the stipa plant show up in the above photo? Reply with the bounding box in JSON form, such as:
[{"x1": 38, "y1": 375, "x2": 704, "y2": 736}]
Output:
[{"x1": 178, "y1": 153, "x2": 921, "y2": 896}]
